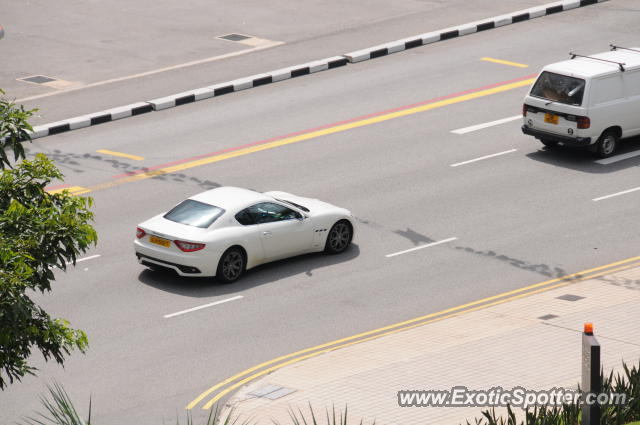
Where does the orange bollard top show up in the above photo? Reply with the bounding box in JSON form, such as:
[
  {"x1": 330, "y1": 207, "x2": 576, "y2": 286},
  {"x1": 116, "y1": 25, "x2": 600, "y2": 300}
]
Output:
[{"x1": 584, "y1": 323, "x2": 594, "y2": 335}]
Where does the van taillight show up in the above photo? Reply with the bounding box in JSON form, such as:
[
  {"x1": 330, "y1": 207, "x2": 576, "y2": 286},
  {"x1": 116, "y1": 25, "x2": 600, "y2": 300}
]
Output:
[
  {"x1": 577, "y1": 116, "x2": 590, "y2": 129},
  {"x1": 522, "y1": 104, "x2": 527, "y2": 116}
]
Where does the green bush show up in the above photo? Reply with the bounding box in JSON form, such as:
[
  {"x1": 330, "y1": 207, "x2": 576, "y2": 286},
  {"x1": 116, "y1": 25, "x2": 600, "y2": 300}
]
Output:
[{"x1": 465, "y1": 361, "x2": 640, "y2": 425}]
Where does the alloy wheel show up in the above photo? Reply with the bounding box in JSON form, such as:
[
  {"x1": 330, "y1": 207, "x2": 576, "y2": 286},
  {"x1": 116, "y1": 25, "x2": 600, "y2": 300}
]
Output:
[
  {"x1": 222, "y1": 251, "x2": 243, "y2": 280},
  {"x1": 329, "y1": 222, "x2": 351, "y2": 252}
]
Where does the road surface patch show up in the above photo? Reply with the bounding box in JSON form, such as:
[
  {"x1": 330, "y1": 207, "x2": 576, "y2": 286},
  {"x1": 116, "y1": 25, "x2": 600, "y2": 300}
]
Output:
[
  {"x1": 47, "y1": 185, "x2": 91, "y2": 195},
  {"x1": 344, "y1": 0, "x2": 608, "y2": 63},
  {"x1": 481, "y1": 57, "x2": 529, "y2": 68},
  {"x1": 187, "y1": 255, "x2": 640, "y2": 410},
  {"x1": 164, "y1": 295, "x2": 243, "y2": 319},
  {"x1": 595, "y1": 150, "x2": 640, "y2": 164},
  {"x1": 592, "y1": 186, "x2": 640, "y2": 202},
  {"x1": 96, "y1": 149, "x2": 144, "y2": 161},
  {"x1": 450, "y1": 149, "x2": 517, "y2": 167},
  {"x1": 451, "y1": 115, "x2": 522, "y2": 134},
  {"x1": 385, "y1": 237, "x2": 457, "y2": 258},
  {"x1": 11, "y1": 0, "x2": 607, "y2": 141},
  {"x1": 147, "y1": 56, "x2": 347, "y2": 111},
  {"x1": 77, "y1": 75, "x2": 536, "y2": 194}
]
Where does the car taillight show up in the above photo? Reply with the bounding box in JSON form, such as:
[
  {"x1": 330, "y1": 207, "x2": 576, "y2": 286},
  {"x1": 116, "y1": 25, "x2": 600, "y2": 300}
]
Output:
[
  {"x1": 523, "y1": 104, "x2": 528, "y2": 116},
  {"x1": 174, "y1": 240, "x2": 206, "y2": 252},
  {"x1": 136, "y1": 227, "x2": 146, "y2": 239},
  {"x1": 577, "y1": 116, "x2": 590, "y2": 129}
]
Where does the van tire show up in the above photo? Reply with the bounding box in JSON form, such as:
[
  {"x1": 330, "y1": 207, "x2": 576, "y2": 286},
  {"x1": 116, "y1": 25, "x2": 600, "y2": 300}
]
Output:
[
  {"x1": 540, "y1": 139, "x2": 558, "y2": 148},
  {"x1": 596, "y1": 131, "x2": 618, "y2": 158}
]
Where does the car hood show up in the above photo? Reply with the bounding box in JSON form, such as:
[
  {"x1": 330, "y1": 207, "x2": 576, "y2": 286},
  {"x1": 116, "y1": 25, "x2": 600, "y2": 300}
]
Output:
[
  {"x1": 264, "y1": 191, "x2": 345, "y2": 216},
  {"x1": 139, "y1": 213, "x2": 209, "y2": 241}
]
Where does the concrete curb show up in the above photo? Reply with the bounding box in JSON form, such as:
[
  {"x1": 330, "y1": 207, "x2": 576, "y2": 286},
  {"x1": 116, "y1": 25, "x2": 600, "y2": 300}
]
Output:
[
  {"x1": 147, "y1": 56, "x2": 348, "y2": 111},
  {"x1": 15, "y1": 0, "x2": 606, "y2": 142},
  {"x1": 29, "y1": 102, "x2": 153, "y2": 138},
  {"x1": 344, "y1": 0, "x2": 609, "y2": 63}
]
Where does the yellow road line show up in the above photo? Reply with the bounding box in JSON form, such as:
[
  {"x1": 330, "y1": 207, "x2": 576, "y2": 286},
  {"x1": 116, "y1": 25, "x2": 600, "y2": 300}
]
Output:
[
  {"x1": 481, "y1": 57, "x2": 529, "y2": 68},
  {"x1": 96, "y1": 149, "x2": 144, "y2": 161},
  {"x1": 78, "y1": 77, "x2": 535, "y2": 195},
  {"x1": 188, "y1": 255, "x2": 640, "y2": 409},
  {"x1": 48, "y1": 186, "x2": 91, "y2": 195}
]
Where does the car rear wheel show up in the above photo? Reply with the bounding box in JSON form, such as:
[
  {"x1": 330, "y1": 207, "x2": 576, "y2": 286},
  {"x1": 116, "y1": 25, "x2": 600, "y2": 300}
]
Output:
[
  {"x1": 216, "y1": 247, "x2": 245, "y2": 283},
  {"x1": 596, "y1": 131, "x2": 618, "y2": 158},
  {"x1": 324, "y1": 220, "x2": 352, "y2": 254}
]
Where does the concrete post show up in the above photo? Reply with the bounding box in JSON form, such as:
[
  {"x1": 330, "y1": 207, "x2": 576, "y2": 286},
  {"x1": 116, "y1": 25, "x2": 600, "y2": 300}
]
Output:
[{"x1": 581, "y1": 323, "x2": 600, "y2": 425}]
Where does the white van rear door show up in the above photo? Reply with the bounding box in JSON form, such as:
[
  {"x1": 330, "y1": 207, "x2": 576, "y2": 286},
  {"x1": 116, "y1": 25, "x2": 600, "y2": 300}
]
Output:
[{"x1": 524, "y1": 71, "x2": 585, "y2": 138}]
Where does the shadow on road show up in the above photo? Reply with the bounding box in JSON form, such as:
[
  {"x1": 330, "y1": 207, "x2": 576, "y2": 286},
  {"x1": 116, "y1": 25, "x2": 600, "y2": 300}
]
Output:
[
  {"x1": 526, "y1": 135, "x2": 640, "y2": 173},
  {"x1": 137, "y1": 244, "x2": 360, "y2": 297}
]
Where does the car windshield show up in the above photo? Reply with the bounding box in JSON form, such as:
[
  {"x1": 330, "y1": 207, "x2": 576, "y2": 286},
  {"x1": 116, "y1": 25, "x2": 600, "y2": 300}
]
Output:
[
  {"x1": 530, "y1": 71, "x2": 585, "y2": 106},
  {"x1": 164, "y1": 199, "x2": 225, "y2": 228},
  {"x1": 276, "y1": 198, "x2": 310, "y2": 212}
]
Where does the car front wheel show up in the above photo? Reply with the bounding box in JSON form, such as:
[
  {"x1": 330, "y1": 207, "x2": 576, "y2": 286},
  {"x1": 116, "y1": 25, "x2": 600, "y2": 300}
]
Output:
[
  {"x1": 324, "y1": 220, "x2": 353, "y2": 254},
  {"x1": 216, "y1": 247, "x2": 245, "y2": 283}
]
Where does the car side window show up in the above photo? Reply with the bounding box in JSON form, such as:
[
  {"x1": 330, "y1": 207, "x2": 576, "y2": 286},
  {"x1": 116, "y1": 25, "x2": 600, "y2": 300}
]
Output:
[
  {"x1": 235, "y1": 208, "x2": 256, "y2": 226},
  {"x1": 247, "y1": 202, "x2": 301, "y2": 224}
]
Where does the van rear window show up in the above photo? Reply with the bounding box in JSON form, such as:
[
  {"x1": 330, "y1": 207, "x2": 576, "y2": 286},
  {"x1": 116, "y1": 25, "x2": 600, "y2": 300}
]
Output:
[{"x1": 530, "y1": 71, "x2": 585, "y2": 106}]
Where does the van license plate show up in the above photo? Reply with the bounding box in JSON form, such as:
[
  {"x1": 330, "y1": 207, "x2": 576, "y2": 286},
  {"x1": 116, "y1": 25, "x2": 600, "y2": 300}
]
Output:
[
  {"x1": 150, "y1": 235, "x2": 171, "y2": 248},
  {"x1": 544, "y1": 113, "x2": 559, "y2": 124}
]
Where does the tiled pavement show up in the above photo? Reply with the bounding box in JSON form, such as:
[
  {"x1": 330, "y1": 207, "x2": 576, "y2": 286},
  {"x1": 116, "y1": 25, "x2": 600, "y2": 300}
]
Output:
[{"x1": 222, "y1": 266, "x2": 640, "y2": 424}]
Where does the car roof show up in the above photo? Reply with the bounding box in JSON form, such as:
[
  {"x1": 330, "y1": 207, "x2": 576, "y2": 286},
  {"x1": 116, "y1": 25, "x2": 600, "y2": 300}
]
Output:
[
  {"x1": 544, "y1": 48, "x2": 640, "y2": 78},
  {"x1": 189, "y1": 186, "x2": 272, "y2": 211}
]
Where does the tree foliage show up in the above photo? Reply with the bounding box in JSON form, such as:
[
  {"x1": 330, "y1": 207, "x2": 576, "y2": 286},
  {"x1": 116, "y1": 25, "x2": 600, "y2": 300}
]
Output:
[{"x1": 0, "y1": 90, "x2": 97, "y2": 389}]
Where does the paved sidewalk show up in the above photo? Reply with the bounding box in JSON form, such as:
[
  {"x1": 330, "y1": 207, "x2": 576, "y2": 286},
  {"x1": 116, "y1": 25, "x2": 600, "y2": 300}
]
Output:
[{"x1": 222, "y1": 265, "x2": 640, "y2": 424}]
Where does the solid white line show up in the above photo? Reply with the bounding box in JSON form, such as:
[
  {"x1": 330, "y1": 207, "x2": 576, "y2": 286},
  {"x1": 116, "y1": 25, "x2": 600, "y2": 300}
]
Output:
[
  {"x1": 386, "y1": 237, "x2": 457, "y2": 258},
  {"x1": 592, "y1": 186, "x2": 640, "y2": 202},
  {"x1": 73, "y1": 254, "x2": 101, "y2": 263},
  {"x1": 164, "y1": 295, "x2": 244, "y2": 319},
  {"x1": 56, "y1": 254, "x2": 101, "y2": 268},
  {"x1": 450, "y1": 149, "x2": 517, "y2": 167},
  {"x1": 16, "y1": 42, "x2": 284, "y2": 103},
  {"x1": 595, "y1": 150, "x2": 640, "y2": 165},
  {"x1": 451, "y1": 115, "x2": 521, "y2": 134}
]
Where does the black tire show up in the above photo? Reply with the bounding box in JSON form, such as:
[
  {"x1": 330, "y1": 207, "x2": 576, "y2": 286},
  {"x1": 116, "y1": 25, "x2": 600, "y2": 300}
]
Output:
[
  {"x1": 540, "y1": 139, "x2": 558, "y2": 148},
  {"x1": 324, "y1": 220, "x2": 353, "y2": 254},
  {"x1": 596, "y1": 131, "x2": 618, "y2": 158},
  {"x1": 216, "y1": 247, "x2": 246, "y2": 284}
]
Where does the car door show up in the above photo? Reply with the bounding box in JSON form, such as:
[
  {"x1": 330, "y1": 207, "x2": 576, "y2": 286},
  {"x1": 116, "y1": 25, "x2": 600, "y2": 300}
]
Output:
[{"x1": 247, "y1": 202, "x2": 314, "y2": 260}]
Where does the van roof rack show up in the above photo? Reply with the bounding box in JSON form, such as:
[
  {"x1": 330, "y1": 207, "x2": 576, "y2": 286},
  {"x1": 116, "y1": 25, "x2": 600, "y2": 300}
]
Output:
[
  {"x1": 610, "y1": 44, "x2": 640, "y2": 54},
  {"x1": 569, "y1": 52, "x2": 625, "y2": 71}
]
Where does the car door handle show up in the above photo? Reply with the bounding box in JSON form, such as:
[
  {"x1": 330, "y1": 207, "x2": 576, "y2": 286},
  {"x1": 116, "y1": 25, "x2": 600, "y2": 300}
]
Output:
[{"x1": 262, "y1": 231, "x2": 272, "y2": 236}]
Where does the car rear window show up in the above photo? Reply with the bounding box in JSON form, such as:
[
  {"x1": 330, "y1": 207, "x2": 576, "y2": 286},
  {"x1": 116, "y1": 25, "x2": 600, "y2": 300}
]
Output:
[
  {"x1": 530, "y1": 71, "x2": 585, "y2": 106},
  {"x1": 164, "y1": 199, "x2": 225, "y2": 228}
]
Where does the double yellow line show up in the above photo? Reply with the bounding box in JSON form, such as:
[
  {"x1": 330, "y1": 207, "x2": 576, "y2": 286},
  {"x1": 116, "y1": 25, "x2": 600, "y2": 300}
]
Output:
[{"x1": 187, "y1": 255, "x2": 640, "y2": 410}]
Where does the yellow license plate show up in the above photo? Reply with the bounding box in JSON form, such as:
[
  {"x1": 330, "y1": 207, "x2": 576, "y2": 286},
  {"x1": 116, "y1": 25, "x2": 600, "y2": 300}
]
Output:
[
  {"x1": 149, "y1": 235, "x2": 171, "y2": 248},
  {"x1": 544, "y1": 113, "x2": 559, "y2": 124}
]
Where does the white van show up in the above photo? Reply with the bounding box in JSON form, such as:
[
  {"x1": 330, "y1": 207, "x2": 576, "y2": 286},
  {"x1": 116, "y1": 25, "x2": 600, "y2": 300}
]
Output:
[{"x1": 522, "y1": 46, "x2": 640, "y2": 158}]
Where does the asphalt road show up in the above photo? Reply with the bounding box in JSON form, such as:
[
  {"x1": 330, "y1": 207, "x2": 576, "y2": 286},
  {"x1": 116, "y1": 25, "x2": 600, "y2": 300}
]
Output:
[
  {"x1": 3, "y1": 0, "x2": 552, "y2": 124},
  {"x1": 2, "y1": 1, "x2": 640, "y2": 424}
]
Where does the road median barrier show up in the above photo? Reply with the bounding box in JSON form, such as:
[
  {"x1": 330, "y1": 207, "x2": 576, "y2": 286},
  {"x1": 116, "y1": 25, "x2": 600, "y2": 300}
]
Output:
[{"x1": 10, "y1": 0, "x2": 607, "y2": 141}]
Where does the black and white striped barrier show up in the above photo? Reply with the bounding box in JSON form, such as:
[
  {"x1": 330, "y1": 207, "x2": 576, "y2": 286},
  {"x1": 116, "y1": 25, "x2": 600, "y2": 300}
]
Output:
[
  {"x1": 344, "y1": 0, "x2": 609, "y2": 63},
  {"x1": 16, "y1": 0, "x2": 607, "y2": 141},
  {"x1": 27, "y1": 102, "x2": 153, "y2": 139},
  {"x1": 147, "y1": 56, "x2": 348, "y2": 111}
]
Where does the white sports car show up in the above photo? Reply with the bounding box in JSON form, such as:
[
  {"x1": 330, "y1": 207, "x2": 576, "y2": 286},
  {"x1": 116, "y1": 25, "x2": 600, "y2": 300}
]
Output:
[{"x1": 134, "y1": 187, "x2": 355, "y2": 283}]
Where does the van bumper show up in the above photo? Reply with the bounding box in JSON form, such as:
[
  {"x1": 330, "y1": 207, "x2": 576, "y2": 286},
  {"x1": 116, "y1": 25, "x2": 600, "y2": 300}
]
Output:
[{"x1": 521, "y1": 126, "x2": 592, "y2": 146}]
